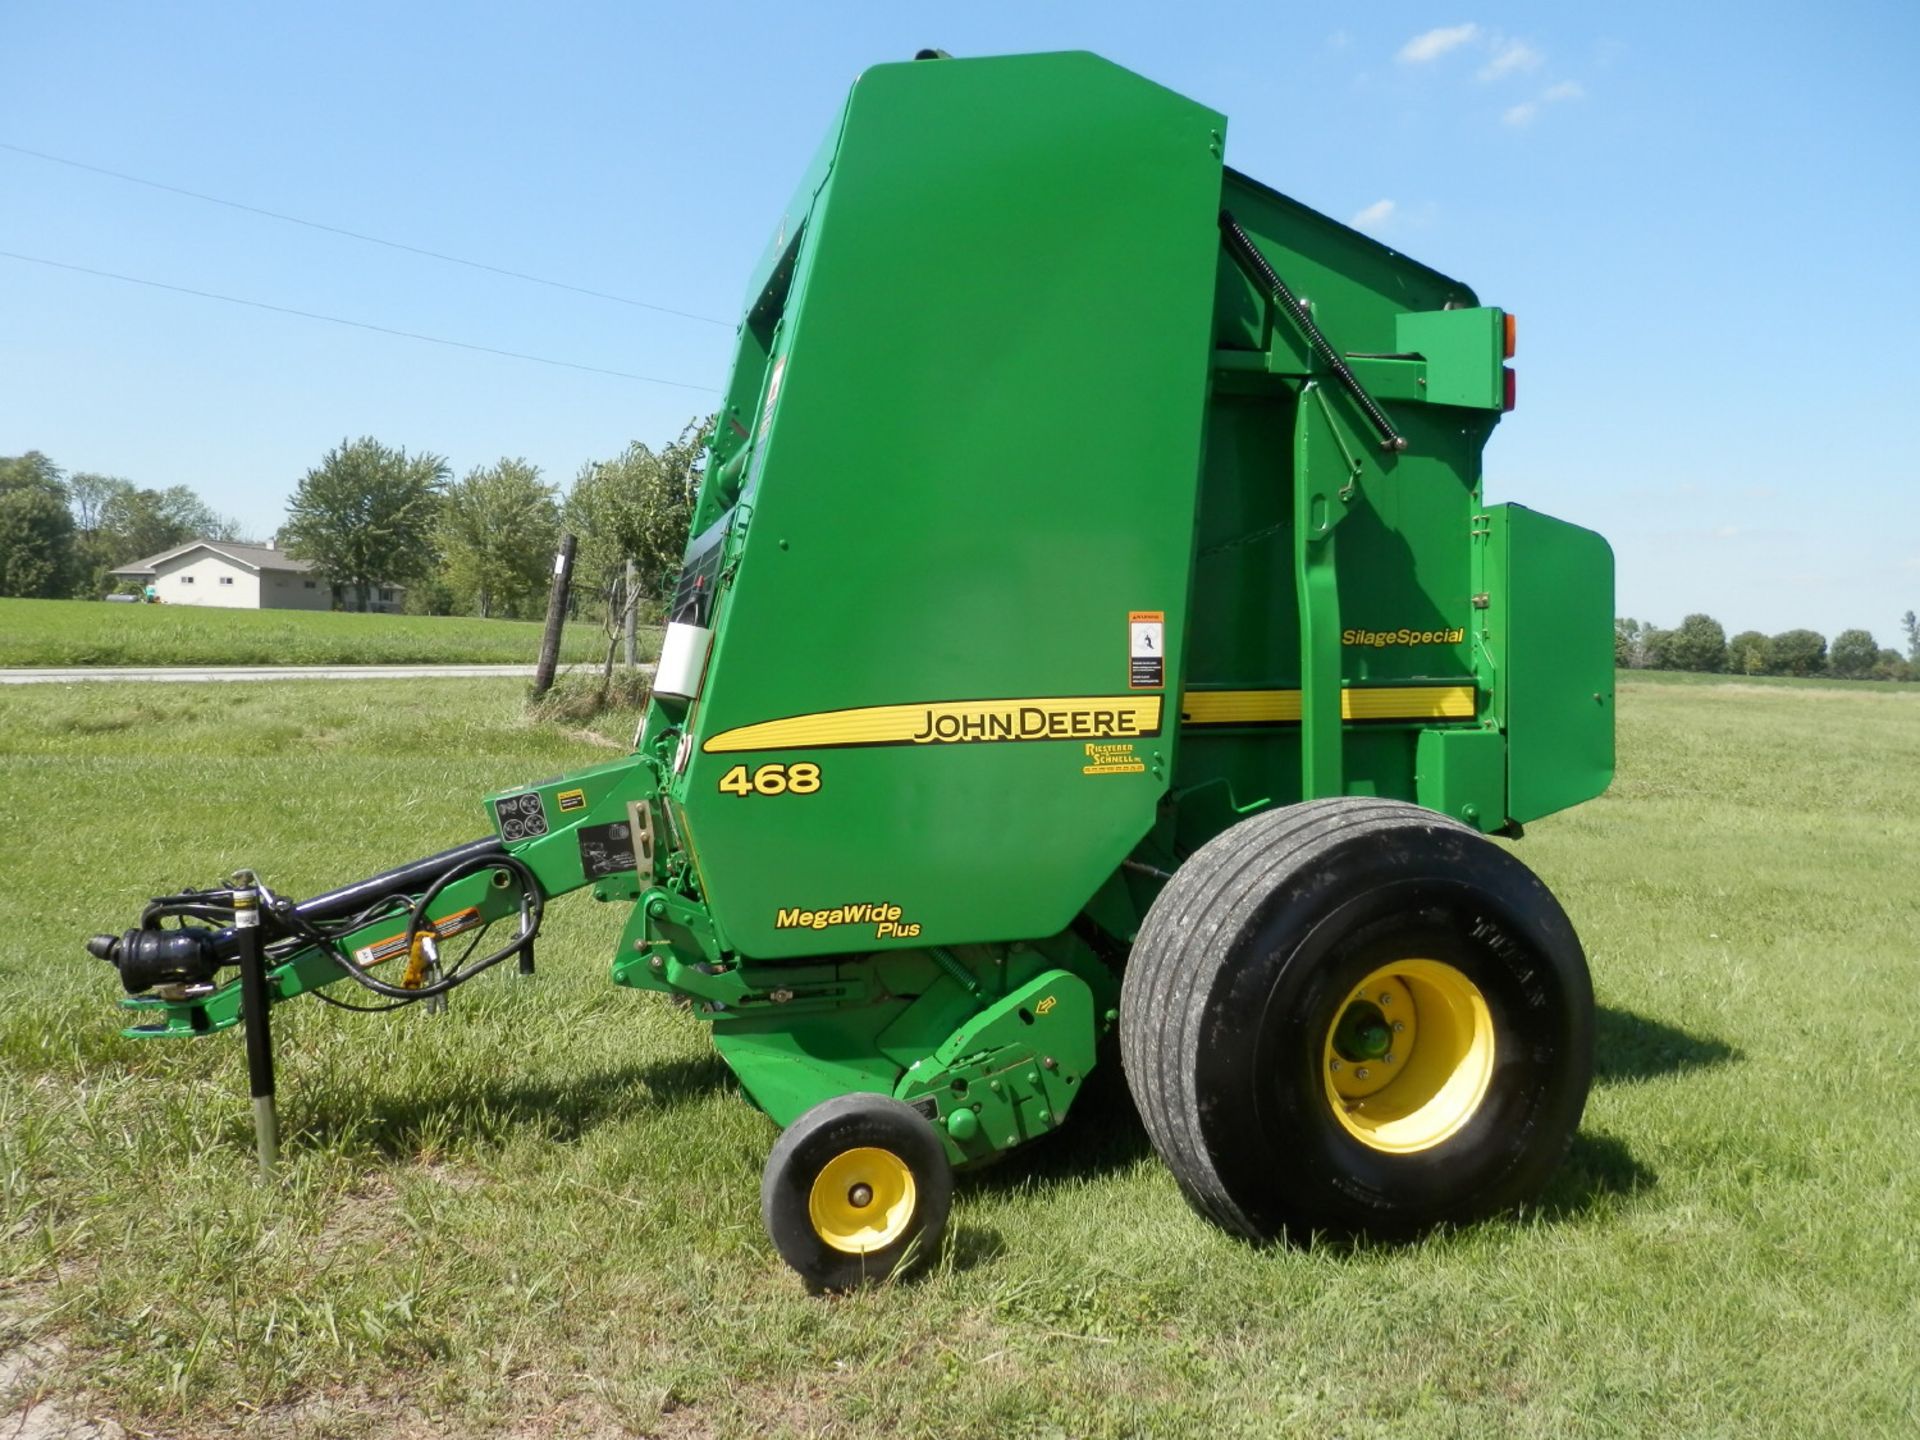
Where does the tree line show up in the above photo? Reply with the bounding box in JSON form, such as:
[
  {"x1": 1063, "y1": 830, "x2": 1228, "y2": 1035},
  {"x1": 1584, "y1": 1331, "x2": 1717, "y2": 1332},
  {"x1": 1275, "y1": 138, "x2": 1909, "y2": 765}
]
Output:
[
  {"x1": 14, "y1": 446, "x2": 1920, "y2": 678},
  {"x1": 1617, "y1": 613, "x2": 1920, "y2": 682},
  {"x1": 1, "y1": 420, "x2": 711, "y2": 620},
  {"x1": 0, "y1": 452, "x2": 242, "y2": 599}
]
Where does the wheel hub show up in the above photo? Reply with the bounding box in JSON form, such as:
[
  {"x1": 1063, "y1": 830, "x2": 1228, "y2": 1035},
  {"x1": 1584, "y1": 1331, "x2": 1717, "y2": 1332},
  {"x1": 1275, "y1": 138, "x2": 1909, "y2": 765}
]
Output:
[
  {"x1": 1323, "y1": 959, "x2": 1494, "y2": 1154},
  {"x1": 1332, "y1": 1000, "x2": 1393, "y2": 1063},
  {"x1": 807, "y1": 1147, "x2": 918, "y2": 1255}
]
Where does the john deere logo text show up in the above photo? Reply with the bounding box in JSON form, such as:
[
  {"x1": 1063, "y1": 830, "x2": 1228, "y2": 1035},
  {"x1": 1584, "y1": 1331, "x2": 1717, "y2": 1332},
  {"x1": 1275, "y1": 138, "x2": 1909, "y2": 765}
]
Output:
[
  {"x1": 911, "y1": 705, "x2": 1143, "y2": 744},
  {"x1": 1343, "y1": 627, "x2": 1466, "y2": 648},
  {"x1": 776, "y1": 902, "x2": 920, "y2": 940},
  {"x1": 703, "y1": 696, "x2": 1162, "y2": 755}
]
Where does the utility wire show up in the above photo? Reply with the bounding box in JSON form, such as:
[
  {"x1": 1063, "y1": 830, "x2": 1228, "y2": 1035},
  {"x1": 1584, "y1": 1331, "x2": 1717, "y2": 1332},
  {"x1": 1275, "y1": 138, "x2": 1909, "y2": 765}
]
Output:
[
  {"x1": 0, "y1": 140, "x2": 733, "y2": 329},
  {"x1": 0, "y1": 250, "x2": 720, "y2": 393}
]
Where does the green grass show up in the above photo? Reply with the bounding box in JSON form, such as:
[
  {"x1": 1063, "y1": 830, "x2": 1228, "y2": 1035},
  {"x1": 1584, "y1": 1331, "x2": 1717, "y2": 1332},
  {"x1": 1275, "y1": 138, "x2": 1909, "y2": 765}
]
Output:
[
  {"x1": 0, "y1": 597, "x2": 658, "y2": 668},
  {"x1": 1620, "y1": 665, "x2": 1919, "y2": 695},
  {"x1": 2, "y1": 675, "x2": 1916, "y2": 1437}
]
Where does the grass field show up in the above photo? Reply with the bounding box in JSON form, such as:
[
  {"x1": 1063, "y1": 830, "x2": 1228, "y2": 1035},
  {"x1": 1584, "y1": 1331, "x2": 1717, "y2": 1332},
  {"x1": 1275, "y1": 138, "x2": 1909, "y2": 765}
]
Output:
[
  {"x1": 2, "y1": 675, "x2": 1916, "y2": 1437},
  {"x1": 0, "y1": 597, "x2": 656, "y2": 668}
]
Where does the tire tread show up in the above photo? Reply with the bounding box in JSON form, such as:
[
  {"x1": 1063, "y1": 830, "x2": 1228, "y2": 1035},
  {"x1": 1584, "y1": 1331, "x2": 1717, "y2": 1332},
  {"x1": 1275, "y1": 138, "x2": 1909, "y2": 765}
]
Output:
[{"x1": 1120, "y1": 799, "x2": 1475, "y2": 1239}]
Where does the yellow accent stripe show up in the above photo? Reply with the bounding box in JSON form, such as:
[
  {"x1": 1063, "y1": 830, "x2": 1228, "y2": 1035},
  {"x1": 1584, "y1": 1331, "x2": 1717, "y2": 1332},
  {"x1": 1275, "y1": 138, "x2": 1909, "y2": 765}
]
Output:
[
  {"x1": 1181, "y1": 684, "x2": 1475, "y2": 727},
  {"x1": 702, "y1": 695, "x2": 1163, "y2": 754}
]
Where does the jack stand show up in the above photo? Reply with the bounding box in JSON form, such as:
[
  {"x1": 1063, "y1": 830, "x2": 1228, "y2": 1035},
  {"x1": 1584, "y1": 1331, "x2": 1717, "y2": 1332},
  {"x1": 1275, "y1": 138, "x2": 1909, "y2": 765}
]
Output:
[{"x1": 232, "y1": 879, "x2": 279, "y2": 1178}]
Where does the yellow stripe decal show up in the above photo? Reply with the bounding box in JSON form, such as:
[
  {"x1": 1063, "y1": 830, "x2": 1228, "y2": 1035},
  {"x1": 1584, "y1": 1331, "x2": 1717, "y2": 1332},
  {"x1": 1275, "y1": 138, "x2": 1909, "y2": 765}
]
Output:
[
  {"x1": 1181, "y1": 684, "x2": 1476, "y2": 726},
  {"x1": 703, "y1": 695, "x2": 1163, "y2": 754}
]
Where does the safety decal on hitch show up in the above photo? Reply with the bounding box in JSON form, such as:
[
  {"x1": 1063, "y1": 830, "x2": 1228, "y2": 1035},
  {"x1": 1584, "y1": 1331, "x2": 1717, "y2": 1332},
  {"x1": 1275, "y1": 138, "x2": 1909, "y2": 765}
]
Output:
[
  {"x1": 352, "y1": 907, "x2": 484, "y2": 968},
  {"x1": 494, "y1": 792, "x2": 548, "y2": 841}
]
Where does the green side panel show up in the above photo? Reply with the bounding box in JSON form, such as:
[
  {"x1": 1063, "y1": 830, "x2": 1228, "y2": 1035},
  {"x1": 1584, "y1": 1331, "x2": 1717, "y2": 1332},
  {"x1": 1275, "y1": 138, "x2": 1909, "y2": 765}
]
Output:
[
  {"x1": 1481, "y1": 503, "x2": 1615, "y2": 823},
  {"x1": 676, "y1": 53, "x2": 1227, "y2": 958},
  {"x1": 1173, "y1": 170, "x2": 1496, "y2": 840},
  {"x1": 1414, "y1": 727, "x2": 1506, "y2": 831}
]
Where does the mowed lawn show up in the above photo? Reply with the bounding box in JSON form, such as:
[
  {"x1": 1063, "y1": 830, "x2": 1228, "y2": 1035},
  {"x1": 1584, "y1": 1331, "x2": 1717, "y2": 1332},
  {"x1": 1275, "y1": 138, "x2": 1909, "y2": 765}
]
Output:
[
  {"x1": 0, "y1": 597, "x2": 651, "y2": 668},
  {"x1": 1, "y1": 676, "x2": 1916, "y2": 1437}
]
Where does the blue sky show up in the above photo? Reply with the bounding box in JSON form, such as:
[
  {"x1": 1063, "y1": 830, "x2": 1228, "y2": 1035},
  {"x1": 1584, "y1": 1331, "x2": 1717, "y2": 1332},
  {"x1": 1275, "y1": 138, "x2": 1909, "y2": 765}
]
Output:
[{"x1": 4, "y1": 2, "x2": 1916, "y2": 640}]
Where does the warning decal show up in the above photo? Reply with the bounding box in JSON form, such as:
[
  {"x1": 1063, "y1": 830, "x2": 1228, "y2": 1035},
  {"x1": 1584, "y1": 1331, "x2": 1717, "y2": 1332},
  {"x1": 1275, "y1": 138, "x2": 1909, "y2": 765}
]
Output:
[
  {"x1": 1129, "y1": 611, "x2": 1165, "y2": 689},
  {"x1": 494, "y1": 792, "x2": 548, "y2": 842},
  {"x1": 352, "y1": 907, "x2": 484, "y2": 968},
  {"x1": 577, "y1": 821, "x2": 638, "y2": 879}
]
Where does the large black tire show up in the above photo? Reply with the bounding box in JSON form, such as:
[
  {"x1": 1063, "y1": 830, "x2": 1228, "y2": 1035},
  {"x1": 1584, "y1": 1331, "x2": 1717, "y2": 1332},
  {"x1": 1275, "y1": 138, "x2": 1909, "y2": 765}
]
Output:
[
  {"x1": 761, "y1": 1094, "x2": 953, "y2": 1292},
  {"x1": 1120, "y1": 797, "x2": 1593, "y2": 1244}
]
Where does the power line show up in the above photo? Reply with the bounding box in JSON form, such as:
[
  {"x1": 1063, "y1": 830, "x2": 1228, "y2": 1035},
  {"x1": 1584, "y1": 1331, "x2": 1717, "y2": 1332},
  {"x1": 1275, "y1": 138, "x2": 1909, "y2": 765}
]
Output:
[
  {"x1": 0, "y1": 249, "x2": 720, "y2": 393},
  {"x1": 0, "y1": 140, "x2": 734, "y2": 329}
]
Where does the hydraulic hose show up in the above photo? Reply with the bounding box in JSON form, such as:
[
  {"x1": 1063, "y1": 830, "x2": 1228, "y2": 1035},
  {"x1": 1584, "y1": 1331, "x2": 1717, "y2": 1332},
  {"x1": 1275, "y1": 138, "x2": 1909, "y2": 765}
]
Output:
[{"x1": 317, "y1": 851, "x2": 544, "y2": 1001}]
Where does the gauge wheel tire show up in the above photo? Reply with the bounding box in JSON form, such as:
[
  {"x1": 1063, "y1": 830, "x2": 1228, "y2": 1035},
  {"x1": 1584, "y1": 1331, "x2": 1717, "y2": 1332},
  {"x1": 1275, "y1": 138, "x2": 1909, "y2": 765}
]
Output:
[
  {"x1": 1120, "y1": 797, "x2": 1593, "y2": 1244},
  {"x1": 761, "y1": 1093, "x2": 953, "y2": 1292}
]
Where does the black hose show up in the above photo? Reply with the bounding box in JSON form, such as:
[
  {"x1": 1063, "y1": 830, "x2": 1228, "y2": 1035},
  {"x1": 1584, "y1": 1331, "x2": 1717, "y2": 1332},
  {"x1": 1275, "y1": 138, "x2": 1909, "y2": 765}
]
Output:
[
  {"x1": 293, "y1": 836, "x2": 505, "y2": 926},
  {"x1": 321, "y1": 852, "x2": 543, "y2": 1000}
]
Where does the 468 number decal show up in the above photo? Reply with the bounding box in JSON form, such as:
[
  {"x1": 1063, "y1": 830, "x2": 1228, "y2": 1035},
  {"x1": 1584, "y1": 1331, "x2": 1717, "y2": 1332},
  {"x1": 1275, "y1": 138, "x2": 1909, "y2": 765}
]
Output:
[{"x1": 717, "y1": 762, "x2": 821, "y2": 797}]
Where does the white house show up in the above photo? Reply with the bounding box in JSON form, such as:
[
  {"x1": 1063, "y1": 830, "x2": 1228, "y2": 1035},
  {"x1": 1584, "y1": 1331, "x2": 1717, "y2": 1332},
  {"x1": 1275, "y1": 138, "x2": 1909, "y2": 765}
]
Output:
[{"x1": 109, "y1": 541, "x2": 405, "y2": 612}]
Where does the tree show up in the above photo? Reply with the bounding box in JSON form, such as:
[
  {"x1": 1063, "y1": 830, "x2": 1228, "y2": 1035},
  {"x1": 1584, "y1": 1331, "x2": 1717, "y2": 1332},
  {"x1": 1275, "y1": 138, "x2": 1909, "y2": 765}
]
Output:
[
  {"x1": 283, "y1": 438, "x2": 448, "y2": 611},
  {"x1": 1614, "y1": 617, "x2": 1645, "y2": 669},
  {"x1": 565, "y1": 418, "x2": 714, "y2": 604},
  {"x1": 1904, "y1": 610, "x2": 1920, "y2": 664},
  {"x1": 436, "y1": 459, "x2": 560, "y2": 618},
  {"x1": 1829, "y1": 628, "x2": 1879, "y2": 679},
  {"x1": 1641, "y1": 626, "x2": 1678, "y2": 670},
  {"x1": 1727, "y1": 630, "x2": 1769, "y2": 675},
  {"x1": 1766, "y1": 628, "x2": 1827, "y2": 677},
  {"x1": 1667, "y1": 613, "x2": 1727, "y2": 673},
  {"x1": 97, "y1": 484, "x2": 237, "y2": 560},
  {"x1": 0, "y1": 452, "x2": 76, "y2": 598},
  {"x1": 1871, "y1": 648, "x2": 1911, "y2": 682},
  {"x1": 68, "y1": 471, "x2": 130, "y2": 541}
]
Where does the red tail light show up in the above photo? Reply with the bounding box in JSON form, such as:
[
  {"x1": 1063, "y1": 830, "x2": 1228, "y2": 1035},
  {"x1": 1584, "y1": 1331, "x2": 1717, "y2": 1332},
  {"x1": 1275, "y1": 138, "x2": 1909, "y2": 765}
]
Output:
[{"x1": 1502, "y1": 367, "x2": 1516, "y2": 412}]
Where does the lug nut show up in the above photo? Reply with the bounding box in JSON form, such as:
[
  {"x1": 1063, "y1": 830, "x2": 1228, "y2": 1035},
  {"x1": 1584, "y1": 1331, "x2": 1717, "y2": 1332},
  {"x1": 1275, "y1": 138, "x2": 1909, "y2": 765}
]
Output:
[
  {"x1": 1355, "y1": 1067, "x2": 1370, "y2": 1080},
  {"x1": 1329, "y1": 1058, "x2": 1342, "y2": 1072},
  {"x1": 1378, "y1": 993, "x2": 1393, "y2": 1006},
  {"x1": 1383, "y1": 1053, "x2": 1395, "y2": 1065},
  {"x1": 1393, "y1": 1021, "x2": 1405, "y2": 1033}
]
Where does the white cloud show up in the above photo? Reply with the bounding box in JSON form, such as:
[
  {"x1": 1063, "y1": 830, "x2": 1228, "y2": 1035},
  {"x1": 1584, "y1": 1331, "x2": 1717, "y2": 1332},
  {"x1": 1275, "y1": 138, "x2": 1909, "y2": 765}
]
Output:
[
  {"x1": 1350, "y1": 198, "x2": 1396, "y2": 230},
  {"x1": 1504, "y1": 80, "x2": 1587, "y2": 128},
  {"x1": 1479, "y1": 40, "x2": 1543, "y2": 81},
  {"x1": 1713, "y1": 525, "x2": 1742, "y2": 540},
  {"x1": 1398, "y1": 24, "x2": 1479, "y2": 63}
]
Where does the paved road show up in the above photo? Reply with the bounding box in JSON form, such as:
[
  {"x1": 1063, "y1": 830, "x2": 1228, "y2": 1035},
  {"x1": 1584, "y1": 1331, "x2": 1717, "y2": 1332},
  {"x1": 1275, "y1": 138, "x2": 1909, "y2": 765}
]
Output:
[{"x1": 0, "y1": 663, "x2": 547, "y2": 684}]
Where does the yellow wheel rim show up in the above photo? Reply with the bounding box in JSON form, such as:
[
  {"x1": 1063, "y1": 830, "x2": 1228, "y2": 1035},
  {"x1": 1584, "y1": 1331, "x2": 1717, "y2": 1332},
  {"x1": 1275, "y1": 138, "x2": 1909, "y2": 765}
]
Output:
[
  {"x1": 1323, "y1": 958, "x2": 1495, "y2": 1154},
  {"x1": 807, "y1": 1146, "x2": 918, "y2": 1254}
]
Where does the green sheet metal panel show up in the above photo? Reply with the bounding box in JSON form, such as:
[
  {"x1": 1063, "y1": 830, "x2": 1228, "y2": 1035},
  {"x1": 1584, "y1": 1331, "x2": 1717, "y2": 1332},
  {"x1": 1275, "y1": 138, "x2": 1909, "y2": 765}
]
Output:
[
  {"x1": 1483, "y1": 503, "x2": 1615, "y2": 822},
  {"x1": 1174, "y1": 171, "x2": 1497, "y2": 833},
  {"x1": 678, "y1": 53, "x2": 1227, "y2": 958}
]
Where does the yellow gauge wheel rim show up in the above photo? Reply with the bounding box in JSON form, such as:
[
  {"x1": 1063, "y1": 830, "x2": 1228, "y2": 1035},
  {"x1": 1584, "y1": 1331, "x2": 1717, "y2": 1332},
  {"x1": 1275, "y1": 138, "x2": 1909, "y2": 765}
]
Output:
[
  {"x1": 1323, "y1": 959, "x2": 1495, "y2": 1154},
  {"x1": 808, "y1": 1146, "x2": 918, "y2": 1254}
]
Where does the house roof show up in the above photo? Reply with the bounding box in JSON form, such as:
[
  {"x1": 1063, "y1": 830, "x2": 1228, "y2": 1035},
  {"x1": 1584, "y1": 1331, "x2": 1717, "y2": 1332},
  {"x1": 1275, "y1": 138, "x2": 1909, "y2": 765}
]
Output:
[{"x1": 109, "y1": 541, "x2": 318, "y2": 577}]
